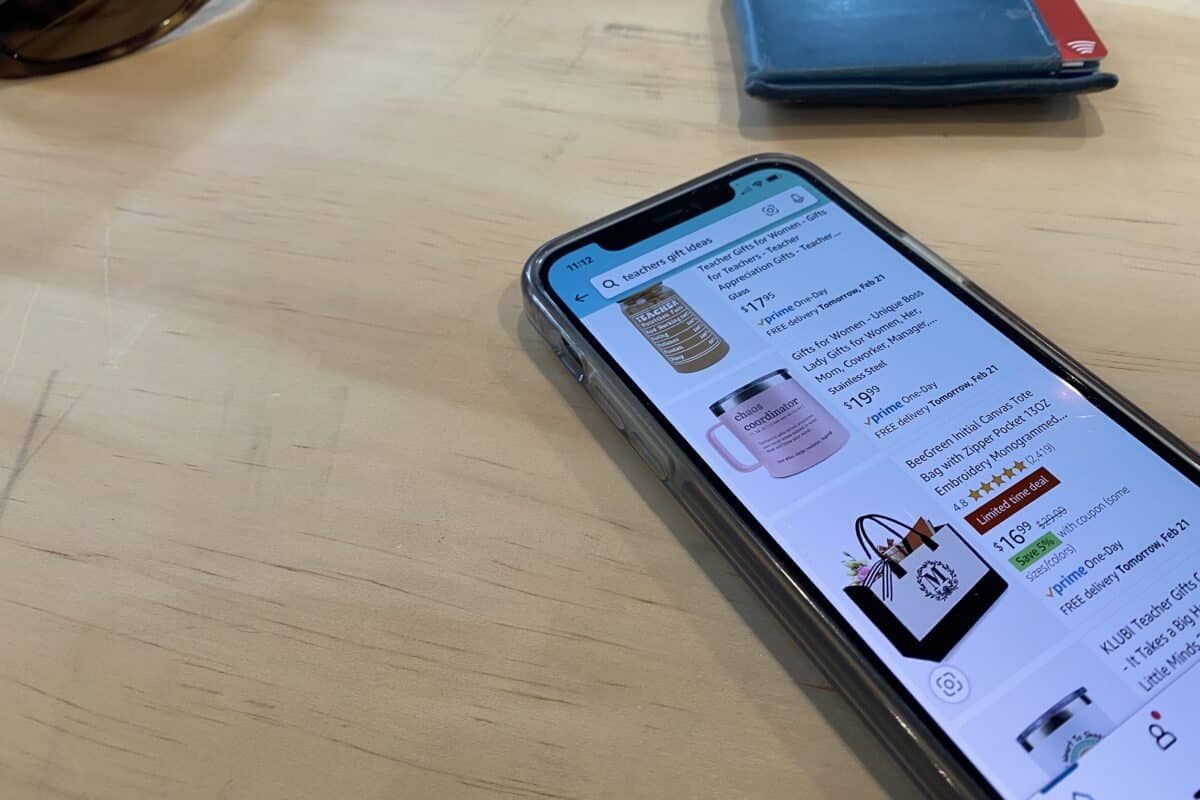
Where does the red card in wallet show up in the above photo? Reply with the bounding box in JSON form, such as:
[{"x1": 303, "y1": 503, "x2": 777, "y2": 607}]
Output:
[{"x1": 1033, "y1": 0, "x2": 1109, "y2": 62}]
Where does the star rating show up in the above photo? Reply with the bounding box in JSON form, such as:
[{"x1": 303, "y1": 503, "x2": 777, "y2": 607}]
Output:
[{"x1": 965, "y1": 460, "x2": 1034, "y2": 505}]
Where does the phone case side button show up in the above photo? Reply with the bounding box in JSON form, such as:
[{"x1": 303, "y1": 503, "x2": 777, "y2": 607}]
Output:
[
  {"x1": 627, "y1": 430, "x2": 672, "y2": 481},
  {"x1": 556, "y1": 341, "x2": 585, "y2": 382},
  {"x1": 588, "y1": 379, "x2": 626, "y2": 432},
  {"x1": 900, "y1": 234, "x2": 969, "y2": 287}
]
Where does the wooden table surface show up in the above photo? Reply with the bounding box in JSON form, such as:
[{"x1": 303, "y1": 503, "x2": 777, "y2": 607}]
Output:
[{"x1": 0, "y1": 1, "x2": 1197, "y2": 797}]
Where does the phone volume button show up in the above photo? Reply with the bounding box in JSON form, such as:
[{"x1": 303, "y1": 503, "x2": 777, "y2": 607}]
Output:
[
  {"x1": 589, "y1": 380, "x2": 625, "y2": 432},
  {"x1": 900, "y1": 234, "x2": 969, "y2": 287},
  {"x1": 557, "y1": 341, "x2": 585, "y2": 382},
  {"x1": 627, "y1": 431, "x2": 671, "y2": 482}
]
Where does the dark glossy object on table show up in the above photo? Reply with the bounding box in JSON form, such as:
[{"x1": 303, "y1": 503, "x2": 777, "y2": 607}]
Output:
[{"x1": 0, "y1": 0, "x2": 209, "y2": 77}]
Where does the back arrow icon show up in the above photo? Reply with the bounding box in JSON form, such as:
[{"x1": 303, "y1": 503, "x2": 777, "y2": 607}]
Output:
[{"x1": 575, "y1": 293, "x2": 589, "y2": 302}]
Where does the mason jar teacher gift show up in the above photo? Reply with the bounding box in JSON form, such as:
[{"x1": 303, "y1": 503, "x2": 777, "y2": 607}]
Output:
[{"x1": 620, "y1": 283, "x2": 729, "y2": 373}]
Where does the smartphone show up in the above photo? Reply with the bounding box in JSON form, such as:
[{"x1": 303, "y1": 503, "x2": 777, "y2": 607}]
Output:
[{"x1": 521, "y1": 154, "x2": 1200, "y2": 799}]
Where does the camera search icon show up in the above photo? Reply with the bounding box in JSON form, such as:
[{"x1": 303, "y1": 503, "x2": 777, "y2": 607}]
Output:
[{"x1": 929, "y1": 665, "x2": 970, "y2": 704}]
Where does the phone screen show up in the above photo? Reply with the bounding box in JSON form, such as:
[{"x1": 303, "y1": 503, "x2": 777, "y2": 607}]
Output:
[{"x1": 543, "y1": 163, "x2": 1200, "y2": 799}]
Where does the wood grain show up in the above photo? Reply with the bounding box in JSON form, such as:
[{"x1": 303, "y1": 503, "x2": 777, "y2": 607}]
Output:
[{"x1": 0, "y1": 1, "x2": 1196, "y2": 797}]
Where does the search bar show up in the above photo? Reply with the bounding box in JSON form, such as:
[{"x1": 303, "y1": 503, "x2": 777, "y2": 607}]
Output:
[{"x1": 591, "y1": 188, "x2": 817, "y2": 299}]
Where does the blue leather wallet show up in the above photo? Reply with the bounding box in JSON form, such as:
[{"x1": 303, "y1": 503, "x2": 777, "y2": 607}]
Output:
[{"x1": 731, "y1": 0, "x2": 1118, "y2": 104}]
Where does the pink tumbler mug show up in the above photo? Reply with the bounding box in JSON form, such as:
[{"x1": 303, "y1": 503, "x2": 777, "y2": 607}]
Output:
[{"x1": 706, "y1": 369, "x2": 849, "y2": 478}]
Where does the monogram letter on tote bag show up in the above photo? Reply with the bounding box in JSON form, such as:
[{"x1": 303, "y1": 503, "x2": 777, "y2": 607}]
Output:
[{"x1": 844, "y1": 514, "x2": 1007, "y2": 662}]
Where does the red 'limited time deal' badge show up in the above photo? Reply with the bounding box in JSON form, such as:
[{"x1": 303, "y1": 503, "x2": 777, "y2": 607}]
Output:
[{"x1": 965, "y1": 466, "x2": 1061, "y2": 534}]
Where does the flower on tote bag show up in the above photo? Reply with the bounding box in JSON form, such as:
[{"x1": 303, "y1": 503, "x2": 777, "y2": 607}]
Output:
[{"x1": 843, "y1": 552, "x2": 872, "y2": 586}]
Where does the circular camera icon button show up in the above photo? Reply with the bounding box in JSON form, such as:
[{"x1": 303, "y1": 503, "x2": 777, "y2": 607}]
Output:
[{"x1": 929, "y1": 665, "x2": 969, "y2": 704}]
